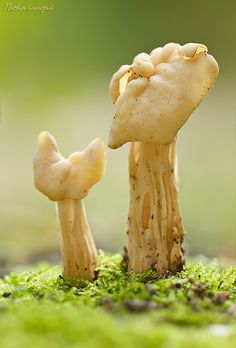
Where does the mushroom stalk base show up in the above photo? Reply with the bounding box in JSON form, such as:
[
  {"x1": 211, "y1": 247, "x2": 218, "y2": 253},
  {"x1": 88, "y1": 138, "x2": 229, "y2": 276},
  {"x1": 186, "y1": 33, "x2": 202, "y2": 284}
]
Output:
[
  {"x1": 57, "y1": 199, "x2": 98, "y2": 280},
  {"x1": 127, "y1": 141, "x2": 185, "y2": 274}
]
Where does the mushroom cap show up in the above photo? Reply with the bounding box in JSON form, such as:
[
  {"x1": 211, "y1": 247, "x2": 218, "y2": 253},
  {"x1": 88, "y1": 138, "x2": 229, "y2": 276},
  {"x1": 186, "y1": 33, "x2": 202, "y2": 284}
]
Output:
[
  {"x1": 33, "y1": 132, "x2": 106, "y2": 201},
  {"x1": 108, "y1": 43, "x2": 219, "y2": 149}
]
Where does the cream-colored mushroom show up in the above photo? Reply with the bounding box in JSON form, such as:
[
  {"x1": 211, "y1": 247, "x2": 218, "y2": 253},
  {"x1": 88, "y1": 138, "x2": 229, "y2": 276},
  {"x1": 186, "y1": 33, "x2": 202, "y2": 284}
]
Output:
[
  {"x1": 33, "y1": 132, "x2": 106, "y2": 280},
  {"x1": 108, "y1": 42, "x2": 219, "y2": 274}
]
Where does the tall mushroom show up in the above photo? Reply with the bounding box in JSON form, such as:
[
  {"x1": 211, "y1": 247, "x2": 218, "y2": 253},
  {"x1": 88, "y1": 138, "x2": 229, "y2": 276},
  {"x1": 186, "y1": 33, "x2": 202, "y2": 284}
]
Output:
[
  {"x1": 33, "y1": 132, "x2": 106, "y2": 280},
  {"x1": 108, "y1": 43, "x2": 219, "y2": 274}
]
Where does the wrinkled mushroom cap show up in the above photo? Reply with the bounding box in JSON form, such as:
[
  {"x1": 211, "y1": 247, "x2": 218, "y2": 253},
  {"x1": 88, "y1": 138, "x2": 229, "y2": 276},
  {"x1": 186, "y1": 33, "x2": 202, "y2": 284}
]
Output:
[
  {"x1": 108, "y1": 43, "x2": 219, "y2": 149},
  {"x1": 33, "y1": 132, "x2": 106, "y2": 201}
]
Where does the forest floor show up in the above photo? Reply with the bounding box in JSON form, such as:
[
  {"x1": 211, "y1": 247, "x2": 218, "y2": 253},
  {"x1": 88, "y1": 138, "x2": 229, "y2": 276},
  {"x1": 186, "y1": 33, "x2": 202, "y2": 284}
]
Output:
[{"x1": 0, "y1": 253, "x2": 236, "y2": 348}]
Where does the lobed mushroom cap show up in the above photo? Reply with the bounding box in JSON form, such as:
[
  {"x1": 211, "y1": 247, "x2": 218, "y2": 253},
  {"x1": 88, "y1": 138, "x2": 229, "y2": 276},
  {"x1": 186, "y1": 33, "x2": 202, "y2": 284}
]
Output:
[
  {"x1": 108, "y1": 42, "x2": 219, "y2": 149},
  {"x1": 33, "y1": 132, "x2": 106, "y2": 201}
]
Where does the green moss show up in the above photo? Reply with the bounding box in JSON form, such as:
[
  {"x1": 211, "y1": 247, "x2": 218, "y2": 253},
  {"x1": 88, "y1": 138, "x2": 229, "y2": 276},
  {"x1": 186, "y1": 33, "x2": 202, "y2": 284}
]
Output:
[{"x1": 0, "y1": 253, "x2": 236, "y2": 347}]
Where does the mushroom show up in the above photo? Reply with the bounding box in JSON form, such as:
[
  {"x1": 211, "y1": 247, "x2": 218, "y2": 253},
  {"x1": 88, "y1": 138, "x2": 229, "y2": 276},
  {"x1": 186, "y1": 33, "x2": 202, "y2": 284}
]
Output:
[
  {"x1": 108, "y1": 43, "x2": 219, "y2": 274},
  {"x1": 33, "y1": 132, "x2": 106, "y2": 280}
]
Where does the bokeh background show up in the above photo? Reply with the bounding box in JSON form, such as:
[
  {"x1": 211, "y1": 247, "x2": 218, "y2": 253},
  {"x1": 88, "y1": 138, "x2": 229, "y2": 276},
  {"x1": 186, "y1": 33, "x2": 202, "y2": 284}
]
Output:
[{"x1": 0, "y1": 0, "x2": 235, "y2": 270}]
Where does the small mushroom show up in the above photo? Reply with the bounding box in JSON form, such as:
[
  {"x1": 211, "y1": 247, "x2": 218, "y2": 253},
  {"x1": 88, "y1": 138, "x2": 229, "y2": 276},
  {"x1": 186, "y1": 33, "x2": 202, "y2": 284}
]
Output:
[
  {"x1": 33, "y1": 132, "x2": 106, "y2": 280},
  {"x1": 108, "y1": 42, "x2": 219, "y2": 274}
]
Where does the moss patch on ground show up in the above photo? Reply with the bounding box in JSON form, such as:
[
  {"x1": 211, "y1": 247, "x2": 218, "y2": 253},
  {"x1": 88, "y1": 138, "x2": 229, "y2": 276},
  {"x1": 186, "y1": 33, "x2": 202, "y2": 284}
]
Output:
[{"x1": 0, "y1": 253, "x2": 236, "y2": 348}]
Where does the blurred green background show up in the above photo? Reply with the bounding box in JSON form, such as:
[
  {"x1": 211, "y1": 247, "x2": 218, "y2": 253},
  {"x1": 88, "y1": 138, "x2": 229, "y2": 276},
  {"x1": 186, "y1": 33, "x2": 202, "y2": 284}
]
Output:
[{"x1": 0, "y1": 0, "x2": 235, "y2": 269}]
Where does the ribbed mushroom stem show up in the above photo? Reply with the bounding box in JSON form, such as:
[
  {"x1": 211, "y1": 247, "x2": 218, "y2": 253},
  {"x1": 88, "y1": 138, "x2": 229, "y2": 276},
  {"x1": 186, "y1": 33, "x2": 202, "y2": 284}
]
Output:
[
  {"x1": 127, "y1": 140, "x2": 185, "y2": 274},
  {"x1": 57, "y1": 199, "x2": 98, "y2": 280}
]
